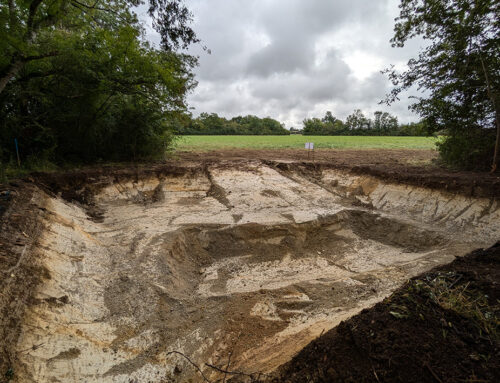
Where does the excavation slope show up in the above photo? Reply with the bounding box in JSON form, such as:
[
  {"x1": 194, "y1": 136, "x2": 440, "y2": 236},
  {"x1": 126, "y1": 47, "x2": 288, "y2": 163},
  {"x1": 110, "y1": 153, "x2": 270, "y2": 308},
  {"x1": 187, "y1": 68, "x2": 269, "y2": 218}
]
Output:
[{"x1": 1, "y1": 160, "x2": 499, "y2": 382}]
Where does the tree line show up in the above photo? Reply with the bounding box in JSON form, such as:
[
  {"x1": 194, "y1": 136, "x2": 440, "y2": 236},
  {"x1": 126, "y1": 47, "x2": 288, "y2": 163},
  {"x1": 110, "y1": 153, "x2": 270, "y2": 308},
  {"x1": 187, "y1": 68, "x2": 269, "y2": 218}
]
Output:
[
  {"x1": 175, "y1": 113, "x2": 290, "y2": 135},
  {"x1": 302, "y1": 111, "x2": 428, "y2": 136},
  {"x1": 172, "y1": 110, "x2": 427, "y2": 137},
  {"x1": 0, "y1": 0, "x2": 498, "y2": 172}
]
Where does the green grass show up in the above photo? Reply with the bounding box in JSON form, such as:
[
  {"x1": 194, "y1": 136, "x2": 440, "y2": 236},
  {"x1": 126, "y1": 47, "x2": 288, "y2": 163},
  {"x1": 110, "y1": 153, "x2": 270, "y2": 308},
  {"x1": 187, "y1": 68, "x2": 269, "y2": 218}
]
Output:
[
  {"x1": 0, "y1": 136, "x2": 437, "y2": 183},
  {"x1": 1, "y1": 159, "x2": 59, "y2": 183},
  {"x1": 175, "y1": 135, "x2": 437, "y2": 151}
]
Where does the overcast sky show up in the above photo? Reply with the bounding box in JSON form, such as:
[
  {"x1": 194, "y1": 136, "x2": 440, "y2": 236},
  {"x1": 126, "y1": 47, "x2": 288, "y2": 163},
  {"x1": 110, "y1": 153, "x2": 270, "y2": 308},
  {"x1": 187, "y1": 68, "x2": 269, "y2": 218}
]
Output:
[{"x1": 143, "y1": 0, "x2": 426, "y2": 128}]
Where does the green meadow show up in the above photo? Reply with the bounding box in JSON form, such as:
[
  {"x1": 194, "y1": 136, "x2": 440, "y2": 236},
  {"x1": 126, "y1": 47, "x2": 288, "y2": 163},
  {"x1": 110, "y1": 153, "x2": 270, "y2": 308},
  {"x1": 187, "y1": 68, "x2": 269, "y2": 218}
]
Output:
[{"x1": 175, "y1": 135, "x2": 437, "y2": 151}]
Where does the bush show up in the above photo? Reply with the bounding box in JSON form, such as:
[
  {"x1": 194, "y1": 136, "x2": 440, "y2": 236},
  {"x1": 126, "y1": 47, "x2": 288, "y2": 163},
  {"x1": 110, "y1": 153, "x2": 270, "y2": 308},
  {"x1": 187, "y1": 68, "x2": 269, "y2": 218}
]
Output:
[
  {"x1": 0, "y1": 7, "x2": 196, "y2": 168},
  {"x1": 436, "y1": 129, "x2": 496, "y2": 170}
]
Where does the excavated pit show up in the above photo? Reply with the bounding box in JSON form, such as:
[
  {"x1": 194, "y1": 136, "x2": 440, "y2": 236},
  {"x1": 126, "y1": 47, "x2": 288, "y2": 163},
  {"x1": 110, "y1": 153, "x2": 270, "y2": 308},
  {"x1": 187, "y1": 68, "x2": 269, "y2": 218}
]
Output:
[{"x1": 10, "y1": 161, "x2": 500, "y2": 382}]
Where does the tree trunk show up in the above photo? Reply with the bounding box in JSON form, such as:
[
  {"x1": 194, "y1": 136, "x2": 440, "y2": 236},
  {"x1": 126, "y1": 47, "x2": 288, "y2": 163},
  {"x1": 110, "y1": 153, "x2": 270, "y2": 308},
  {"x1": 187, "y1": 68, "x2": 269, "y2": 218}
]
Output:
[
  {"x1": 478, "y1": 55, "x2": 499, "y2": 173},
  {"x1": 0, "y1": 0, "x2": 45, "y2": 94},
  {"x1": 492, "y1": 109, "x2": 500, "y2": 173},
  {"x1": 0, "y1": 60, "x2": 24, "y2": 94}
]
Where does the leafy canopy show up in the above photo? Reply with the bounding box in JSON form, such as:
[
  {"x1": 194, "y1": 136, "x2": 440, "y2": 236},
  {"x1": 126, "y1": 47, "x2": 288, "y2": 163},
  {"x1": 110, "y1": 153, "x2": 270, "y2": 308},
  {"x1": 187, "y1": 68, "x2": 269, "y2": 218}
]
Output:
[
  {"x1": 301, "y1": 111, "x2": 425, "y2": 136},
  {"x1": 384, "y1": 0, "x2": 500, "y2": 170},
  {"x1": 175, "y1": 113, "x2": 290, "y2": 136},
  {"x1": 0, "y1": 0, "x2": 199, "y2": 164}
]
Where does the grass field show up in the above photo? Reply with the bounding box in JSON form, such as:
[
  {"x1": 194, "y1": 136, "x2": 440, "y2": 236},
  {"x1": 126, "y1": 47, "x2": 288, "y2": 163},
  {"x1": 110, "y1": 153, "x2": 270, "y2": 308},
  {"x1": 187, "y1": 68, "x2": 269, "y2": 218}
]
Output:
[{"x1": 175, "y1": 135, "x2": 437, "y2": 151}]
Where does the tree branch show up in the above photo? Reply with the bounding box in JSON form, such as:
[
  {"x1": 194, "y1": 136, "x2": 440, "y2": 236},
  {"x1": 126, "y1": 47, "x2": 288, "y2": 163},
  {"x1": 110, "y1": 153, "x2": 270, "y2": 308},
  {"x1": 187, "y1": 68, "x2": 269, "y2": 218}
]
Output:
[
  {"x1": 0, "y1": 51, "x2": 58, "y2": 93},
  {"x1": 17, "y1": 69, "x2": 58, "y2": 82},
  {"x1": 8, "y1": 0, "x2": 16, "y2": 28},
  {"x1": 26, "y1": 0, "x2": 44, "y2": 41},
  {"x1": 0, "y1": 59, "x2": 24, "y2": 93},
  {"x1": 22, "y1": 51, "x2": 59, "y2": 62},
  {"x1": 70, "y1": 0, "x2": 118, "y2": 14}
]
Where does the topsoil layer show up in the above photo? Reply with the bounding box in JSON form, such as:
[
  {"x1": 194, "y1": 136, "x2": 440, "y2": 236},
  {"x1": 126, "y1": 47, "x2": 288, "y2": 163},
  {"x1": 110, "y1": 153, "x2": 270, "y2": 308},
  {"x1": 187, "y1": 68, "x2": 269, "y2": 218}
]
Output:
[
  {"x1": 175, "y1": 149, "x2": 500, "y2": 198},
  {"x1": 14, "y1": 149, "x2": 499, "y2": 202},
  {"x1": 266, "y1": 243, "x2": 500, "y2": 383}
]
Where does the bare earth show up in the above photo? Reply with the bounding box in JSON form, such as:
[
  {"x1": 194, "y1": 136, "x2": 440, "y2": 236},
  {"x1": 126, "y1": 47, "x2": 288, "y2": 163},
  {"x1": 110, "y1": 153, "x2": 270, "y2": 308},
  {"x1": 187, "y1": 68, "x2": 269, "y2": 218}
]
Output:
[{"x1": 0, "y1": 149, "x2": 499, "y2": 382}]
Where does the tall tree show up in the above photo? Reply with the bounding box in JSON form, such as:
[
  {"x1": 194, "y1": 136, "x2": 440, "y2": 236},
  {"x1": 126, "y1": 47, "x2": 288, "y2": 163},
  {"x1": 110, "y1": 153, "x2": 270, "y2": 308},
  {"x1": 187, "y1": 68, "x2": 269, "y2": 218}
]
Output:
[
  {"x1": 322, "y1": 111, "x2": 338, "y2": 124},
  {"x1": 346, "y1": 109, "x2": 370, "y2": 130},
  {"x1": 0, "y1": 0, "x2": 198, "y2": 93},
  {"x1": 373, "y1": 111, "x2": 398, "y2": 132},
  {"x1": 384, "y1": 0, "x2": 499, "y2": 171},
  {"x1": 0, "y1": 0, "x2": 198, "y2": 163}
]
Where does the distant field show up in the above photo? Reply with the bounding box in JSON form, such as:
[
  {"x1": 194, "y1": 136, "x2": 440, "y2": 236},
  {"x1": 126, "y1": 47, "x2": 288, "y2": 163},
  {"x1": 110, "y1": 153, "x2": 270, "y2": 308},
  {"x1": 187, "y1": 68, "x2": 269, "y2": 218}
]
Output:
[{"x1": 175, "y1": 135, "x2": 437, "y2": 151}]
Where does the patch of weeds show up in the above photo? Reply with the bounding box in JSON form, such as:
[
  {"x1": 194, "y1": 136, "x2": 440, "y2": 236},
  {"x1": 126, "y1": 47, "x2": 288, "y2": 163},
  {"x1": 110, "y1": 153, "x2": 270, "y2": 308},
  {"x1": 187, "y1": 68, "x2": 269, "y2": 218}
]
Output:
[
  {"x1": 411, "y1": 273, "x2": 499, "y2": 343},
  {"x1": 389, "y1": 303, "x2": 410, "y2": 319},
  {"x1": 0, "y1": 158, "x2": 59, "y2": 183}
]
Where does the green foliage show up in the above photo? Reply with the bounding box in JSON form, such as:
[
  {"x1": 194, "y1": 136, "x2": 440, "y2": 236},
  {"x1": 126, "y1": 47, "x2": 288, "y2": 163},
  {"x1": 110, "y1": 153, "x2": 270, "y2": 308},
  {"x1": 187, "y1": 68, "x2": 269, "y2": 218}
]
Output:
[
  {"x1": 399, "y1": 121, "x2": 429, "y2": 136},
  {"x1": 345, "y1": 109, "x2": 371, "y2": 131},
  {"x1": 303, "y1": 115, "x2": 346, "y2": 135},
  {"x1": 302, "y1": 111, "x2": 428, "y2": 136},
  {"x1": 437, "y1": 129, "x2": 496, "y2": 170},
  {"x1": 385, "y1": 0, "x2": 500, "y2": 170},
  {"x1": 0, "y1": 0, "x2": 198, "y2": 165},
  {"x1": 411, "y1": 273, "x2": 499, "y2": 344},
  {"x1": 176, "y1": 113, "x2": 290, "y2": 135}
]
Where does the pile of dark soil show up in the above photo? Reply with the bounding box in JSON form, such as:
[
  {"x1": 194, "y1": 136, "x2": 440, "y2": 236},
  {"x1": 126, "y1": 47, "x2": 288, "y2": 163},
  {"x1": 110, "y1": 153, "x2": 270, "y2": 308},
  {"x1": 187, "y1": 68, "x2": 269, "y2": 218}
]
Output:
[{"x1": 267, "y1": 243, "x2": 500, "y2": 383}]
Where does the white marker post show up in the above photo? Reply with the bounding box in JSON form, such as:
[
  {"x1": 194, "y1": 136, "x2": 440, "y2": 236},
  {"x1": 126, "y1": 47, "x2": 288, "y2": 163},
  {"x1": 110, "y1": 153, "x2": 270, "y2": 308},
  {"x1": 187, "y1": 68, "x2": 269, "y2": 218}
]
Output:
[{"x1": 305, "y1": 142, "x2": 314, "y2": 160}]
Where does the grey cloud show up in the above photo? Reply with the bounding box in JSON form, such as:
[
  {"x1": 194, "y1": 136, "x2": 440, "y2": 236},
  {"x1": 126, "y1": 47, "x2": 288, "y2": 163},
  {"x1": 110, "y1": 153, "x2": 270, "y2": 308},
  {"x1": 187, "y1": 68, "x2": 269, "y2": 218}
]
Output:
[
  {"x1": 245, "y1": 0, "x2": 386, "y2": 78},
  {"x1": 172, "y1": 0, "x2": 423, "y2": 127},
  {"x1": 246, "y1": 38, "x2": 313, "y2": 77}
]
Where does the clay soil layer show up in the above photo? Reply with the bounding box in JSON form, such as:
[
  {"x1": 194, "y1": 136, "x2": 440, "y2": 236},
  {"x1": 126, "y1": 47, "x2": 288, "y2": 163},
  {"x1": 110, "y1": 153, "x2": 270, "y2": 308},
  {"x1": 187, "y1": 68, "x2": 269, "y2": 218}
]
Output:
[{"x1": 0, "y1": 149, "x2": 499, "y2": 383}]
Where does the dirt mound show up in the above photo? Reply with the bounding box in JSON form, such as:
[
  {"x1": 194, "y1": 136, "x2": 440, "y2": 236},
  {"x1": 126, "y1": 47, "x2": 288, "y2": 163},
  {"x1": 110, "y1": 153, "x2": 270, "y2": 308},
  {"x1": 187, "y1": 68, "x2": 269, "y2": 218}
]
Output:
[
  {"x1": 13, "y1": 149, "x2": 500, "y2": 200},
  {"x1": 266, "y1": 243, "x2": 500, "y2": 383}
]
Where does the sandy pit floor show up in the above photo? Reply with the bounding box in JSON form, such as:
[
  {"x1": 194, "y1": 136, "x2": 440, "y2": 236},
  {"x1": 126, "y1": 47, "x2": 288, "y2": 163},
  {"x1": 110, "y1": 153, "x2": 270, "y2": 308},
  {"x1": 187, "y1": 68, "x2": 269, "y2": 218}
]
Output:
[{"x1": 3, "y1": 159, "x2": 500, "y2": 382}]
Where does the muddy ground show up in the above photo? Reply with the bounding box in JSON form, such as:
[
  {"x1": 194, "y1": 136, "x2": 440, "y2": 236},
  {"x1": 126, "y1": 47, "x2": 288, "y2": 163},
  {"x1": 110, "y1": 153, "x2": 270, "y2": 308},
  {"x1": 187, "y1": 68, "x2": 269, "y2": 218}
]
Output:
[{"x1": 0, "y1": 149, "x2": 499, "y2": 382}]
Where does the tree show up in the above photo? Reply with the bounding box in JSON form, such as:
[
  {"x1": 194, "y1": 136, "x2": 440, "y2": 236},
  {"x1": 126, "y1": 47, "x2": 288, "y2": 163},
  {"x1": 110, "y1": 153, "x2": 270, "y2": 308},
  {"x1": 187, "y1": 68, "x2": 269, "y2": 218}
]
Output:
[
  {"x1": 345, "y1": 109, "x2": 370, "y2": 130},
  {"x1": 373, "y1": 111, "x2": 399, "y2": 134},
  {"x1": 373, "y1": 111, "x2": 383, "y2": 131},
  {"x1": 176, "y1": 114, "x2": 289, "y2": 135},
  {"x1": 322, "y1": 111, "x2": 338, "y2": 124},
  {"x1": 0, "y1": 0, "x2": 198, "y2": 164},
  {"x1": 303, "y1": 118, "x2": 326, "y2": 135},
  {"x1": 384, "y1": 0, "x2": 499, "y2": 171},
  {"x1": 399, "y1": 121, "x2": 428, "y2": 136},
  {"x1": 0, "y1": 0, "x2": 198, "y2": 94},
  {"x1": 303, "y1": 110, "x2": 420, "y2": 136}
]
